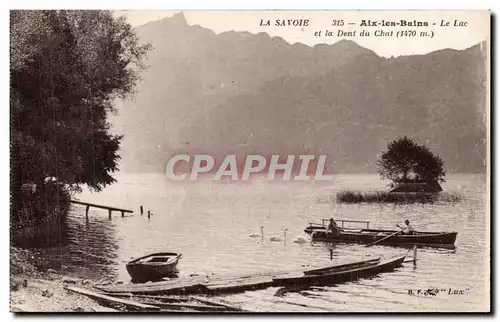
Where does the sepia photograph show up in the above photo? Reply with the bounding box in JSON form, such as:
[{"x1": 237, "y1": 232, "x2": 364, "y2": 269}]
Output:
[{"x1": 9, "y1": 9, "x2": 490, "y2": 313}]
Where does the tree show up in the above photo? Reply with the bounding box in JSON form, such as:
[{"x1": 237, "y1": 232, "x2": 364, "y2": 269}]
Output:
[
  {"x1": 377, "y1": 136, "x2": 446, "y2": 186},
  {"x1": 10, "y1": 10, "x2": 150, "y2": 227}
]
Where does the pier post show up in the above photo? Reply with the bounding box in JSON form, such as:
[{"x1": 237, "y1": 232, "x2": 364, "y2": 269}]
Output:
[
  {"x1": 85, "y1": 205, "x2": 90, "y2": 219},
  {"x1": 140, "y1": 206, "x2": 143, "y2": 215},
  {"x1": 108, "y1": 209, "x2": 112, "y2": 219},
  {"x1": 147, "y1": 211, "x2": 151, "y2": 219},
  {"x1": 330, "y1": 249, "x2": 333, "y2": 261},
  {"x1": 121, "y1": 211, "x2": 124, "y2": 217},
  {"x1": 413, "y1": 245, "x2": 417, "y2": 265}
]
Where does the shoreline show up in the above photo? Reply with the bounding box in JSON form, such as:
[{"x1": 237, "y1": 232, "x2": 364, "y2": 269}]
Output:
[{"x1": 10, "y1": 247, "x2": 118, "y2": 313}]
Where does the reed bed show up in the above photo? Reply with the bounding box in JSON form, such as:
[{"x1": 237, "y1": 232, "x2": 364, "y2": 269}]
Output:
[{"x1": 336, "y1": 190, "x2": 464, "y2": 204}]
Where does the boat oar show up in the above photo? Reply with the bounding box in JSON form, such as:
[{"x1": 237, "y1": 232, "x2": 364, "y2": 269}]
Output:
[{"x1": 365, "y1": 230, "x2": 403, "y2": 247}]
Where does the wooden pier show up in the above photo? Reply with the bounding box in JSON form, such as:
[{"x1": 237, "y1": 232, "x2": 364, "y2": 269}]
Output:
[
  {"x1": 70, "y1": 200, "x2": 133, "y2": 219},
  {"x1": 95, "y1": 270, "x2": 290, "y2": 296}
]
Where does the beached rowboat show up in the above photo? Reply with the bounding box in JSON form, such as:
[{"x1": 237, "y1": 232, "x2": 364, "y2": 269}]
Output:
[
  {"x1": 126, "y1": 252, "x2": 182, "y2": 283},
  {"x1": 303, "y1": 257, "x2": 381, "y2": 275},
  {"x1": 273, "y1": 255, "x2": 406, "y2": 287},
  {"x1": 305, "y1": 221, "x2": 457, "y2": 248}
]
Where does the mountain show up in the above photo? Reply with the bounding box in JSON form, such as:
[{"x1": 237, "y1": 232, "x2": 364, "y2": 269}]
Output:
[{"x1": 110, "y1": 13, "x2": 487, "y2": 174}]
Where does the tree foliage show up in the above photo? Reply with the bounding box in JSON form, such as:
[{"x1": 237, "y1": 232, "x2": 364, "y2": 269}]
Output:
[
  {"x1": 377, "y1": 136, "x2": 446, "y2": 185},
  {"x1": 10, "y1": 10, "x2": 150, "y2": 226}
]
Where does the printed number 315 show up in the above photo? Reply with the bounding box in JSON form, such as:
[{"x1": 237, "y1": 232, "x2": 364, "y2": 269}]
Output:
[{"x1": 332, "y1": 20, "x2": 344, "y2": 26}]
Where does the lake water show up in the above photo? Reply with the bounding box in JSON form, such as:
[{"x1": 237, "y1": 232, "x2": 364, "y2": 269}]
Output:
[{"x1": 50, "y1": 173, "x2": 489, "y2": 312}]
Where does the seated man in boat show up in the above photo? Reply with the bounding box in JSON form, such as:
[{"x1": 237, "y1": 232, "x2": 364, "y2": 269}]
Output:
[
  {"x1": 327, "y1": 218, "x2": 340, "y2": 236},
  {"x1": 397, "y1": 220, "x2": 415, "y2": 235}
]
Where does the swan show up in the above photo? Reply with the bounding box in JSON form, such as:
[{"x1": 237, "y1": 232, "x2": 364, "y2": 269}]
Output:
[
  {"x1": 270, "y1": 228, "x2": 287, "y2": 242},
  {"x1": 293, "y1": 236, "x2": 308, "y2": 244},
  {"x1": 249, "y1": 226, "x2": 264, "y2": 238}
]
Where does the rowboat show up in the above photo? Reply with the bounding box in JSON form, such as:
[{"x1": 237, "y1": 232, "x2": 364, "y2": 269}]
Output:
[
  {"x1": 126, "y1": 252, "x2": 182, "y2": 283},
  {"x1": 305, "y1": 219, "x2": 457, "y2": 248},
  {"x1": 303, "y1": 257, "x2": 381, "y2": 275},
  {"x1": 273, "y1": 254, "x2": 406, "y2": 287}
]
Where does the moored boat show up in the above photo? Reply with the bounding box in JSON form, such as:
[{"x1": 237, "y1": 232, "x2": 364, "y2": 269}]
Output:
[
  {"x1": 126, "y1": 252, "x2": 182, "y2": 283},
  {"x1": 303, "y1": 257, "x2": 381, "y2": 275},
  {"x1": 305, "y1": 219, "x2": 457, "y2": 248},
  {"x1": 273, "y1": 254, "x2": 406, "y2": 287}
]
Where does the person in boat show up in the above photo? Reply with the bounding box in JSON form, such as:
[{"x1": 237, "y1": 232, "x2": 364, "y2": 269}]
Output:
[
  {"x1": 327, "y1": 218, "x2": 340, "y2": 236},
  {"x1": 397, "y1": 220, "x2": 415, "y2": 235}
]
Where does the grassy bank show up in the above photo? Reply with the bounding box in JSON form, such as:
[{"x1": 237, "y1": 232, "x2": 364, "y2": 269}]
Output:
[
  {"x1": 10, "y1": 247, "x2": 118, "y2": 312},
  {"x1": 336, "y1": 190, "x2": 463, "y2": 204}
]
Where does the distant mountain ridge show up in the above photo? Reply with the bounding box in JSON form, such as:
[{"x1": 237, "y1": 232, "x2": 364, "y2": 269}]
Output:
[{"x1": 111, "y1": 13, "x2": 487, "y2": 174}]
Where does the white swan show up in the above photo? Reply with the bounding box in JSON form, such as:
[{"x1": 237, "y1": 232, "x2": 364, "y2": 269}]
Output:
[
  {"x1": 293, "y1": 236, "x2": 308, "y2": 244},
  {"x1": 270, "y1": 228, "x2": 287, "y2": 242},
  {"x1": 249, "y1": 226, "x2": 264, "y2": 238}
]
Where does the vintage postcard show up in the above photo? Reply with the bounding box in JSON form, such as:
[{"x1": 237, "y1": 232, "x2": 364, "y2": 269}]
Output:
[{"x1": 10, "y1": 10, "x2": 490, "y2": 312}]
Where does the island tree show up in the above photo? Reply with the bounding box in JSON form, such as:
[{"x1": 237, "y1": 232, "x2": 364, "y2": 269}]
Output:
[
  {"x1": 377, "y1": 136, "x2": 446, "y2": 189},
  {"x1": 10, "y1": 10, "x2": 150, "y2": 229}
]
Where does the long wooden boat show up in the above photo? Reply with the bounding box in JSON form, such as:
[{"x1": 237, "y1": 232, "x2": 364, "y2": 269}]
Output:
[
  {"x1": 303, "y1": 257, "x2": 381, "y2": 275},
  {"x1": 273, "y1": 255, "x2": 406, "y2": 287},
  {"x1": 126, "y1": 252, "x2": 182, "y2": 283},
  {"x1": 304, "y1": 220, "x2": 457, "y2": 248}
]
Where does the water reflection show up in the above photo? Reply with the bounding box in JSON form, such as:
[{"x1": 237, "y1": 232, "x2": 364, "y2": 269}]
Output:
[
  {"x1": 64, "y1": 209, "x2": 120, "y2": 279},
  {"x1": 24, "y1": 207, "x2": 121, "y2": 280}
]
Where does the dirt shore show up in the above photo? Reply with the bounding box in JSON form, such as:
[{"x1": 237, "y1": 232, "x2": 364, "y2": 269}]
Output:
[{"x1": 10, "y1": 247, "x2": 118, "y2": 313}]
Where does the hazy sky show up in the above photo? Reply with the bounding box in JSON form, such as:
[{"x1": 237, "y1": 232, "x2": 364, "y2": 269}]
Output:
[{"x1": 118, "y1": 10, "x2": 489, "y2": 57}]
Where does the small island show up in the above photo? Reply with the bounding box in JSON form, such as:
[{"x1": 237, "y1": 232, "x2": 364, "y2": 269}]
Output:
[{"x1": 337, "y1": 136, "x2": 461, "y2": 204}]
